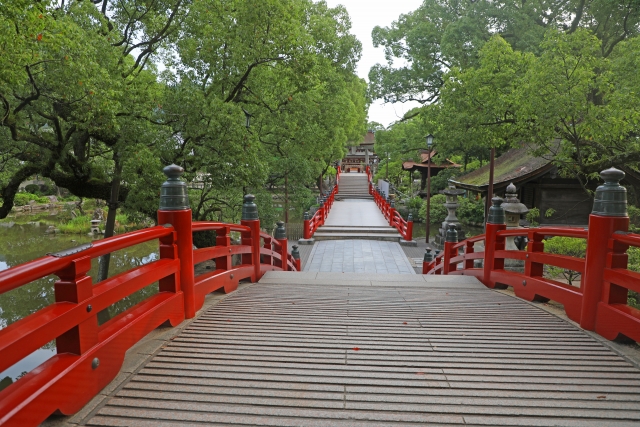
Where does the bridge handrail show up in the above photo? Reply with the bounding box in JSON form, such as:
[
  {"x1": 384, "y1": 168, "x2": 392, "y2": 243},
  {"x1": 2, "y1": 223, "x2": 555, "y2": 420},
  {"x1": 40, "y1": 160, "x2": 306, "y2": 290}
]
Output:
[
  {"x1": 192, "y1": 221, "x2": 251, "y2": 233},
  {"x1": 367, "y1": 168, "x2": 413, "y2": 242},
  {"x1": 303, "y1": 170, "x2": 340, "y2": 240},
  {"x1": 0, "y1": 225, "x2": 174, "y2": 295},
  {"x1": 423, "y1": 179, "x2": 640, "y2": 344},
  {"x1": 0, "y1": 172, "x2": 300, "y2": 427},
  {"x1": 496, "y1": 227, "x2": 588, "y2": 239}
]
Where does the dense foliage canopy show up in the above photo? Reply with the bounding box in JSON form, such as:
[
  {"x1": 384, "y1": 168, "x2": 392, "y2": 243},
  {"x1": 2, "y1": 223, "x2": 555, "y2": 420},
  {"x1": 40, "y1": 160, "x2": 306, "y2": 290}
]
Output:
[
  {"x1": 0, "y1": 0, "x2": 368, "y2": 224},
  {"x1": 369, "y1": 0, "x2": 640, "y2": 191}
]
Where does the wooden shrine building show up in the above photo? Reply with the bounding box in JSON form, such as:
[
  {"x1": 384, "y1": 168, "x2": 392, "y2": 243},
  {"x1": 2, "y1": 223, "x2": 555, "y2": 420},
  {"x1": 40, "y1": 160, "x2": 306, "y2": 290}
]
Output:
[
  {"x1": 402, "y1": 150, "x2": 460, "y2": 195},
  {"x1": 450, "y1": 146, "x2": 592, "y2": 226}
]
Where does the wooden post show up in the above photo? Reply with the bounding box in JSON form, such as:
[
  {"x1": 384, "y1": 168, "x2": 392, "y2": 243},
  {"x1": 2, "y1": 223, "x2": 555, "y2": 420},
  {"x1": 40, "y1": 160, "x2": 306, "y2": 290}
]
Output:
[
  {"x1": 483, "y1": 197, "x2": 506, "y2": 288},
  {"x1": 581, "y1": 168, "x2": 629, "y2": 331},
  {"x1": 275, "y1": 221, "x2": 288, "y2": 270},
  {"x1": 157, "y1": 164, "x2": 195, "y2": 318},
  {"x1": 443, "y1": 224, "x2": 458, "y2": 274},
  {"x1": 215, "y1": 225, "x2": 232, "y2": 272},
  {"x1": 485, "y1": 146, "x2": 495, "y2": 224},
  {"x1": 54, "y1": 256, "x2": 98, "y2": 354},
  {"x1": 240, "y1": 194, "x2": 262, "y2": 282},
  {"x1": 292, "y1": 245, "x2": 301, "y2": 271},
  {"x1": 406, "y1": 214, "x2": 414, "y2": 241}
]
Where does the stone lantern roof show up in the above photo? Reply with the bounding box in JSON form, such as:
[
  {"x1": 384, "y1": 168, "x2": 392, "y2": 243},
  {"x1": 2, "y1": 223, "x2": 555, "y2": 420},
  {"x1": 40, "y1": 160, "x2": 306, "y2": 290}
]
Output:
[{"x1": 501, "y1": 182, "x2": 529, "y2": 214}]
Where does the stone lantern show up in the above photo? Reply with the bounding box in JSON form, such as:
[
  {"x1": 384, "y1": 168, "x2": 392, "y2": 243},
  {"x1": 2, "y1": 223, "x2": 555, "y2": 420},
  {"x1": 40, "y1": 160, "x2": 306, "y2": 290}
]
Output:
[
  {"x1": 434, "y1": 184, "x2": 466, "y2": 248},
  {"x1": 501, "y1": 183, "x2": 529, "y2": 228},
  {"x1": 501, "y1": 183, "x2": 529, "y2": 267}
]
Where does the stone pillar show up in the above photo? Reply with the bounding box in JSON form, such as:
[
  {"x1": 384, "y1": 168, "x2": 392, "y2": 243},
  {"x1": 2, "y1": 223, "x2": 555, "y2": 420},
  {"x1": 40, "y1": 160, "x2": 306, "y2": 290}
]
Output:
[
  {"x1": 435, "y1": 185, "x2": 465, "y2": 248},
  {"x1": 501, "y1": 182, "x2": 529, "y2": 268}
]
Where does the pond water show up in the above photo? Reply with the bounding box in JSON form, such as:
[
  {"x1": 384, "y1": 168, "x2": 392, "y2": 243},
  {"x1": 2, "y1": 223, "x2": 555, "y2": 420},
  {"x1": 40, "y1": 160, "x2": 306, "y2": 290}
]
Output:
[
  {"x1": 0, "y1": 212, "x2": 158, "y2": 390},
  {"x1": 411, "y1": 222, "x2": 484, "y2": 240}
]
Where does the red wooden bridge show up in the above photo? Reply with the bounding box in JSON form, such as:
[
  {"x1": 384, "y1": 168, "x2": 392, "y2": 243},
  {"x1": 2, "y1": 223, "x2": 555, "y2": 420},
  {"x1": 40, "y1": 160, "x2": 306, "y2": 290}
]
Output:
[{"x1": 0, "y1": 165, "x2": 639, "y2": 426}]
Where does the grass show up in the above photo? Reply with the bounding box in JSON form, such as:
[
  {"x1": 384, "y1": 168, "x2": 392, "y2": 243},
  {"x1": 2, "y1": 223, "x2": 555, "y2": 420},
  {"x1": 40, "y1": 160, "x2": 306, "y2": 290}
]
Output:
[
  {"x1": 57, "y1": 215, "x2": 92, "y2": 234},
  {"x1": 56, "y1": 212, "x2": 143, "y2": 234}
]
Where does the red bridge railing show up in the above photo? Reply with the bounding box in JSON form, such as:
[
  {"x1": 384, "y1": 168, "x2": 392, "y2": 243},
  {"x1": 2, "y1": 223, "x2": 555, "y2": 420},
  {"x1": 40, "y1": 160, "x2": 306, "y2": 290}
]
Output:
[
  {"x1": 303, "y1": 168, "x2": 340, "y2": 240},
  {"x1": 367, "y1": 166, "x2": 413, "y2": 242},
  {"x1": 423, "y1": 168, "x2": 640, "y2": 344},
  {"x1": 0, "y1": 165, "x2": 300, "y2": 427}
]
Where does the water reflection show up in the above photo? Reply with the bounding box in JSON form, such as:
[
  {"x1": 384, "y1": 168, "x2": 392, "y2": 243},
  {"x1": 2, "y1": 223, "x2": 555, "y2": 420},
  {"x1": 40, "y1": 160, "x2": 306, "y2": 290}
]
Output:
[{"x1": 0, "y1": 216, "x2": 159, "y2": 389}]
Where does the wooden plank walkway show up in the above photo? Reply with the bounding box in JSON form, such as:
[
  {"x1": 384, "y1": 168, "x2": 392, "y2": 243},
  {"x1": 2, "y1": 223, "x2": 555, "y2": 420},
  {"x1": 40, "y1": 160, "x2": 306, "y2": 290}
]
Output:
[{"x1": 85, "y1": 273, "x2": 640, "y2": 426}]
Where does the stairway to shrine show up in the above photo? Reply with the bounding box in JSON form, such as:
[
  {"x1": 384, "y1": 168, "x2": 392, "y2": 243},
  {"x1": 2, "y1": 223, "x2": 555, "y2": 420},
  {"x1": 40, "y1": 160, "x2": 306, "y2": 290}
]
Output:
[
  {"x1": 336, "y1": 172, "x2": 372, "y2": 200},
  {"x1": 311, "y1": 199, "x2": 402, "y2": 242}
]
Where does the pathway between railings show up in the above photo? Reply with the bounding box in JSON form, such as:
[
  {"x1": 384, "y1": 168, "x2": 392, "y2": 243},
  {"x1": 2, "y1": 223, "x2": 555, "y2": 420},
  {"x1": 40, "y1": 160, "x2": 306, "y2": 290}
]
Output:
[{"x1": 68, "y1": 272, "x2": 640, "y2": 426}]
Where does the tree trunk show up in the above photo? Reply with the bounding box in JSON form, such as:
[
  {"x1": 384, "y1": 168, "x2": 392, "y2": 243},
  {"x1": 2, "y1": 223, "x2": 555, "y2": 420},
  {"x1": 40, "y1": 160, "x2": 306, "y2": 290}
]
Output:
[{"x1": 96, "y1": 154, "x2": 123, "y2": 324}]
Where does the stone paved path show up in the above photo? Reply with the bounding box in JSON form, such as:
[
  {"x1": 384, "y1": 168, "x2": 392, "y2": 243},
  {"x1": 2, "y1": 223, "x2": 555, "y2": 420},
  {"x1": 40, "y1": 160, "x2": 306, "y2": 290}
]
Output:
[
  {"x1": 304, "y1": 240, "x2": 415, "y2": 274},
  {"x1": 324, "y1": 199, "x2": 389, "y2": 227}
]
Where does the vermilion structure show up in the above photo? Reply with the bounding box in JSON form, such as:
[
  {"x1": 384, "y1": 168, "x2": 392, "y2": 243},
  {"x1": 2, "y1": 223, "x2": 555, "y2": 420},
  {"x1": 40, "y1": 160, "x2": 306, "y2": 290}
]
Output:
[
  {"x1": 0, "y1": 167, "x2": 299, "y2": 427},
  {"x1": 302, "y1": 168, "x2": 340, "y2": 240},
  {"x1": 368, "y1": 166, "x2": 414, "y2": 242},
  {"x1": 424, "y1": 168, "x2": 640, "y2": 344}
]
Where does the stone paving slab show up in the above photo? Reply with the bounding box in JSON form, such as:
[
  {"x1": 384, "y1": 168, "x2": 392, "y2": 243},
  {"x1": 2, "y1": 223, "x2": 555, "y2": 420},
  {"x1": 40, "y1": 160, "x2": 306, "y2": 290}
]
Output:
[
  {"x1": 324, "y1": 200, "x2": 389, "y2": 227},
  {"x1": 259, "y1": 272, "x2": 484, "y2": 288},
  {"x1": 304, "y1": 240, "x2": 415, "y2": 274},
  {"x1": 83, "y1": 281, "x2": 640, "y2": 426}
]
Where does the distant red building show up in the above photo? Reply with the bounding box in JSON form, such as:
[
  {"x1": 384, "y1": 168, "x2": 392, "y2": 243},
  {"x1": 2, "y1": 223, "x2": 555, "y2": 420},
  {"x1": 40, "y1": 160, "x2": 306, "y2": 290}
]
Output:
[{"x1": 340, "y1": 130, "x2": 377, "y2": 173}]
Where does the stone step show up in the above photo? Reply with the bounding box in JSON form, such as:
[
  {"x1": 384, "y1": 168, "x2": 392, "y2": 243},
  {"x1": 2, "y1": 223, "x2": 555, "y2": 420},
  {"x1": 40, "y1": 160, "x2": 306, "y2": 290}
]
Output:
[
  {"x1": 336, "y1": 196, "x2": 374, "y2": 200},
  {"x1": 317, "y1": 226, "x2": 398, "y2": 234},
  {"x1": 312, "y1": 232, "x2": 401, "y2": 242}
]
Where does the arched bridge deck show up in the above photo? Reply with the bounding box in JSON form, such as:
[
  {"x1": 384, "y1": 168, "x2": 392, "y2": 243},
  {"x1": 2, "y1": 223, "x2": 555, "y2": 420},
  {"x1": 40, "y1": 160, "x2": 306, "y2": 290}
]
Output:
[{"x1": 80, "y1": 273, "x2": 640, "y2": 426}]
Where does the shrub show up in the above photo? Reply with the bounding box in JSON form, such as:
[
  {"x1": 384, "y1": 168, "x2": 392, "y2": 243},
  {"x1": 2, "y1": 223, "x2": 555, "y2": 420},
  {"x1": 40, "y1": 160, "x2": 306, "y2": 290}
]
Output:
[
  {"x1": 401, "y1": 196, "x2": 424, "y2": 221},
  {"x1": 24, "y1": 184, "x2": 41, "y2": 194},
  {"x1": 418, "y1": 194, "x2": 447, "y2": 224},
  {"x1": 457, "y1": 197, "x2": 485, "y2": 225},
  {"x1": 14, "y1": 192, "x2": 49, "y2": 206},
  {"x1": 544, "y1": 236, "x2": 586, "y2": 286},
  {"x1": 626, "y1": 247, "x2": 640, "y2": 309}
]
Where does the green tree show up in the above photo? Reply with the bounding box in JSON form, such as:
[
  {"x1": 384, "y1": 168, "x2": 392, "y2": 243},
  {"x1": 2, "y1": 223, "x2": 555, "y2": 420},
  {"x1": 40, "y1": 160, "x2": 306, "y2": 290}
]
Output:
[
  {"x1": 161, "y1": 0, "x2": 367, "y2": 222},
  {"x1": 368, "y1": 1, "x2": 640, "y2": 184}
]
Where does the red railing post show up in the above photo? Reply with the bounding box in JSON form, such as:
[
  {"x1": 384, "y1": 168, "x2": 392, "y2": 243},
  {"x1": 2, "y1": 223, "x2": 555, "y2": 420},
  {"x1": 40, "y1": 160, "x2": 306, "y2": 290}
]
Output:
[
  {"x1": 275, "y1": 221, "x2": 289, "y2": 271},
  {"x1": 422, "y1": 249, "x2": 434, "y2": 274},
  {"x1": 262, "y1": 234, "x2": 273, "y2": 267},
  {"x1": 443, "y1": 224, "x2": 458, "y2": 274},
  {"x1": 303, "y1": 211, "x2": 311, "y2": 240},
  {"x1": 215, "y1": 225, "x2": 232, "y2": 272},
  {"x1": 292, "y1": 245, "x2": 301, "y2": 271},
  {"x1": 157, "y1": 164, "x2": 196, "y2": 318},
  {"x1": 406, "y1": 214, "x2": 414, "y2": 241},
  {"x1": 581, "y1": 168, "x2": 629, "y2": 331},
  {"x1": 483, "y1": 197, "x2": 507, "y2": 287},
  {"x1": 524, "y1": 229, "x2": 544, "y2": 281},
  {"x1": 389, "y1": 200, "x2": 396, "y2": 227},
  {"x1": 54, "y1": 256, "x2": 98, "y2": 354},
  {"x1": 464, "y1": 239, "x2": 475, "y2": 270},
  {"x1": 319, "y1": 198, "x2": 326, "y2": 226},
  {"x1": 240, "y1": 194, "x2": 262, "y2": 282}
]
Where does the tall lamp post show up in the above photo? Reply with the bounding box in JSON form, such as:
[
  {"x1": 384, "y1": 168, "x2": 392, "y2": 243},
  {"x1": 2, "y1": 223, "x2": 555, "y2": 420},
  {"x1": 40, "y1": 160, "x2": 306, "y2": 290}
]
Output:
[{"x1": 425, "y1": 134, "x2": 434, "y2": 244}]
